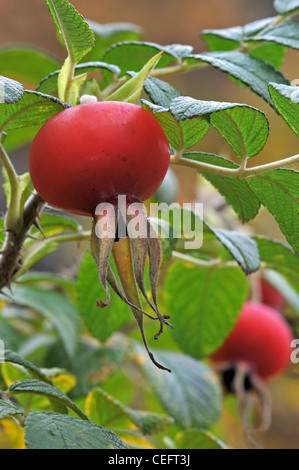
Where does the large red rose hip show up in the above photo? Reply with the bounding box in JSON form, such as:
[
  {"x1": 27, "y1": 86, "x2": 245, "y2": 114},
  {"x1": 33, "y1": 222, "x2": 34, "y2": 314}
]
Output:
[{"x1": 29, "y1": 101, "x2": 170, "y2": 216}]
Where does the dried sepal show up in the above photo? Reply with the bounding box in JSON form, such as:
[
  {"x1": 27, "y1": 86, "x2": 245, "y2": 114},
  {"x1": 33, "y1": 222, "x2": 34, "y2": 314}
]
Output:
[
  {"x1": 147, "y1": 220, "x2": 173, "y2": 339},
  {"x1": 90, "y1": 206, "x2": 117, "y2": 307},
  {"x1": 90, "y1": 198, "x2": 173, "y2": 372},
  {"x1": 112, "y1": 236, "x2": 171, "y2": 373}
]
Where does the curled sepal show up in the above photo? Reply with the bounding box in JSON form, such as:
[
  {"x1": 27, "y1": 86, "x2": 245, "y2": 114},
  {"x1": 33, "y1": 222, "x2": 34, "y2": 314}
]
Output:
[
  {"x1": 127, "y1": 202, "x2": 156, "y2": 313},
  {"x1": 127, "y1": 204, "x2": 173, "y2": 339},
  {"x1": 90, "y1": 204, "x2": 117, "y2": 307},
  {"x1": 147, "y1": 220, "x2": 173, "y2": 339},
  {"x1": 112, "y1": 236, "x2": 171, "y2": 373},
  {"x1": 106, "y1": 264, "x2": 158, "y2": 321}
]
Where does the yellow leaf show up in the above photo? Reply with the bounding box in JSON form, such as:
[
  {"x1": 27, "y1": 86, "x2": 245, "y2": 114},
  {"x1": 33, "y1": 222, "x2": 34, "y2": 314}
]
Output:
[{"x1": 0, "y1": 419, "x2": 25, "y2": 450}]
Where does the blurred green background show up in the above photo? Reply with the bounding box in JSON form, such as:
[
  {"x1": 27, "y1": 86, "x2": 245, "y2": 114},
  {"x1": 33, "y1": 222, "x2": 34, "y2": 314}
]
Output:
[{"x1": 1, "y1": 0, "x2": 299, "y2": 449}]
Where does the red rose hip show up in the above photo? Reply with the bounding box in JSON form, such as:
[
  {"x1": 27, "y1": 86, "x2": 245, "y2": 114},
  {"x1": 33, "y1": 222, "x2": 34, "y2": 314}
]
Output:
[
  {"x1": 210, "y1": 301, "x2": 293, "y2": 380},
  {"x1": 29, "y1": 101, "x2": 170, "y2": 216},
  {"x1": 210, "y1": 301, "x2": 294, "y2": 430}
]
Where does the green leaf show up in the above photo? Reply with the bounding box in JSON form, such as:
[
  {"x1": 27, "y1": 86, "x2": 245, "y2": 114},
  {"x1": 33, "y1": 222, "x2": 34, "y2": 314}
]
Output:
[
  {"x1": 4, "y1": 349, "x2": 52, "y2": 384},
  {"x1": 274, "y1": 0, "x2": 299, "y2": 14},
  {"x1": 263, "y1": 269, "x2": 299, "y2": 315},
  {"x1": 0, "y1": 400, "x2": 23, "y2": 421},
  {"x1": 169, "y1": 97, "x2": 214, "y2": 149},
  {"x1": 144, "y1": 76, "x2": 181, "y2": 108},
  {"x1": 209, "y1": 227, "x2": 260, "y2": 274},
  {"x1": 77, "y1": 251, "x2": 129, "y2": 343},
  {"x1": 0, "y1": 286, "x2": 79, "y2": 359},
  {"x1": 30, "y1": 213, "x2": 81, "y2": 237},
  {"x1": 102, "y1": 41, "x2": 177, "y2": 86},
  {"x1": 174, "y1": 430, "x2": 227, "y2": 449},
  {"x1": 209, "y1": 105, "x2": 269, "y2": 159},
  {"x1": 45, "y1": 0, "x2": 94, "y2": 64},
  {"x1": 0, "y1": 319, "x2": 23, "y2": 351},
  {"x1": 106, "y1": 51, "x2": 163, "y2": 103},
  {"x1": 86, "y1": 387, "x2": 174, "y2": 435},
  {"x1": 85, "y1": 20, "x2": 142, "y2": 61},
  {"x1": 201, "y1": 17, "x2": 276, "y2": 51},
  {"x1": 46, "y1": 0, "x2": 95, "y2": 104},
  {"x1": 183, "y1": 152, "x2": 260, "y2": 222},
  {"x1": 0, "y1": 46, "x2": 61, "y2": 86},
  {"x1": 249, "y1": 169, "x2": 299, "y2": 255},
  {"x1": 58, "y1": 338, "x2": 127, "y2": 398},
  {"x1": 137, "y1": 348, "x2": 222, "y2": 430},
  {"x1": 201, "y1": 17, "x2": 285, "y2": 68},
  {"x1": 36, "y1": 61, "x2": 120, "y2": 95},
  {"x1": 187, "y1": 51, "x2": 289, "y2": 106},
  {"x1": 19, "y1": 211, "x2": 79, "y2": 273},
  {"x1": 2, "y1": 125, "x2": 40, "y2": 152},
  {"x1": 164, "y1": 44, "x2": 194, "y2": 58},
  {"x1": 15, "y1": 240, "x2": 60, "y2": 277},
  {"x1": 0, "y1": 90, "x2": 69, "y2": 133},
  {"x1": 9, "y1": 379, "x2": 88, "y2": 420},
  {"x1": 145, "y1": 97, "x2": 260, "y2": 151},
  {"x1": 3, "y1": 350, "x2": 52, "y2": 385},
  {"x1": 2, "y1": 170, "x2": 30, "y2": 214},
  {"x1": 141, "y1": 100, "x2": 182, "y2": 149},
  {"x1": 170, "y1": 96, "x2": 268, "y2": 156},
  {"x1": 164, "y1": 262, "x2": 248, "y2": 358},
  {"x1": 58, "y1": 58, "x2": 87, "y2": 105},
  {"x1": 249, "y1": 42, "x2": 285, "y2": 69},
  {"x1": 0, "y1": 76, "x2": 24, "y2": 104},
  {"x1": 17, "y1": 334, "x2": 57, "y2": 361},
  {"x1": 252, "y1": 22, "x2": 299, "y2": 51},
  {"x1": 1, "y1": 361, "x2": 58, "y2": 412},
  {"x1": 17, "y1": 271, "x2": 77, "y2": 297},
  {"x1": 269, "y1": 82, "x2": 299, "y2": 136},
  {"x1": 201, "y1": 28, "x2": 241, "y2": 51},
  {"x1": 24, "y1": 411, "x2": 129, "y2": 449},
  {"x1": 254, "y1": 236, "x2": 299, "y2": 295}
]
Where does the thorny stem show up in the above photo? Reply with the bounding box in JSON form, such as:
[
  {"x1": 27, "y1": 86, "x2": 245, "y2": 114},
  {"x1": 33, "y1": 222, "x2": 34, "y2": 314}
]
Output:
[{"x1": 0, "y1": 193, "x2": 45, "y2": 291}]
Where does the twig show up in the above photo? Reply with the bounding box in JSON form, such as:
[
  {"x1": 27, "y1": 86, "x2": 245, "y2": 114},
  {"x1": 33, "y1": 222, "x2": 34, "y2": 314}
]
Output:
[{"x1": 0, "y1": 193, "x2": 45, "y2": 291}]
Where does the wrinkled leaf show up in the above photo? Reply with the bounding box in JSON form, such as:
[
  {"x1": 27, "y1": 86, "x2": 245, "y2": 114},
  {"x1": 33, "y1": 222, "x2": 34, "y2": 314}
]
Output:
[
  {"x1": 25, "y1": 411, "x2": 128, "y2": 449},
  {"x1": 137, "y1": 348, "x2": 222, "y2": 430},
  {"x1": 164, "y1": 262, "x2": 248, "y2": 358},
  {"x1": 249, "y1": 169, "x2": 299, "y2": 255}
]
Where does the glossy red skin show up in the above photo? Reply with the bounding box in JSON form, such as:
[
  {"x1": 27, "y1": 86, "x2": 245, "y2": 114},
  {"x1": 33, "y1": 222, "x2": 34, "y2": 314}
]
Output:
[
  {"x1": 210, "y1": 301, "x2": 293, "y2": 380},
  {"x1": 261, "y1": 279, "x2": 285, "y2": 309},
  {"x1": 29, "y1": 101, "x2": 170, "y2": 216}
]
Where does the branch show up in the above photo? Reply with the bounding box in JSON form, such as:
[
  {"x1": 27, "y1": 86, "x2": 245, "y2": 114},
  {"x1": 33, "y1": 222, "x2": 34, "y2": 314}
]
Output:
[
  {"x1": 0, "y1": 193, "x2": 45, "y2": 291},
  {"x1": 171, "y1": 153, "x2": 299, "y2": 178}
]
